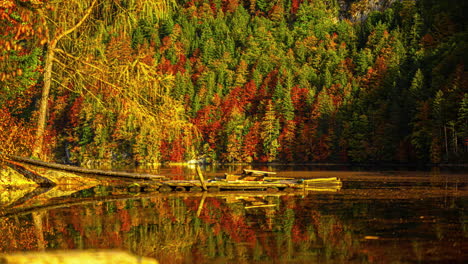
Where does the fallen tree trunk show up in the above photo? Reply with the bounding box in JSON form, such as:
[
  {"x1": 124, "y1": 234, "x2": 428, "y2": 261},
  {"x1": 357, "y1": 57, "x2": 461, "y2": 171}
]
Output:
[
  {"x1": 1, "y1": 154, "x2": 166, "y2": 181},
  {"x1": 3, "y1": 160, "x2": 56, "y2": 186}
]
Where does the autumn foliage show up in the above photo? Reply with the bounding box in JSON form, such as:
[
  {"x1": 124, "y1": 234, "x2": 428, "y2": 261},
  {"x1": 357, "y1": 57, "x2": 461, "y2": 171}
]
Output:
[{"x1": 1, "y1": 0, "x2": 467, "y2": 164}]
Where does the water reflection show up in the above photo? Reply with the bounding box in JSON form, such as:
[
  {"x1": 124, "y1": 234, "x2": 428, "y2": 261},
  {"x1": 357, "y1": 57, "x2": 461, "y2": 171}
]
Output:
[
  {"x1": 1, "y1": 192, "x2": 360, "y2": 263},
  {"x1": 0, "y1": 167, "x2": 467, "y2": 263},
  {"x1": 1, "y1": 188, "x2": 466, "y2": 263}
]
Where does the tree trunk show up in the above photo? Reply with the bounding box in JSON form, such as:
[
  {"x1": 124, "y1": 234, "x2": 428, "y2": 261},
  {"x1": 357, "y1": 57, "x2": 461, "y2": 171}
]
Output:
[
  {"x1": 33, "y1": 41, "x2": 56, "y2": 158},
  {"x1": 32, "y1": 0, "x2": 97, "y2": 159},
  {"x1": 3, "y1": 153, "x2": 167, "y2": 180}
]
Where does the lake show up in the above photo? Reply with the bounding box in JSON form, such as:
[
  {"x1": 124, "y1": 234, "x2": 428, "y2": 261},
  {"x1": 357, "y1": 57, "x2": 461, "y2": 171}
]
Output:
[{"x1": 1, "y1": 165, "x2": 467, "y2": 263}]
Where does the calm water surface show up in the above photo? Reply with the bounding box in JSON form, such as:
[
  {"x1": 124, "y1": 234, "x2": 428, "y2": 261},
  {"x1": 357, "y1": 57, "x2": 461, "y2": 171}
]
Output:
[{"x1": 1, "y1": 166, "x2": 467, "y2": 263}]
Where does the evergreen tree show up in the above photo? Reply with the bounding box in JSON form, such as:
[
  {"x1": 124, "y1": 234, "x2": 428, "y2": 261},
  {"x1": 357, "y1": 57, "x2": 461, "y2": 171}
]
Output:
[
  {"x1": 260, "y1": 100, "x2": 280, "y2": 162},
  {"x1": 458, "y1": 94, "x2": 468, "y2": 153}
]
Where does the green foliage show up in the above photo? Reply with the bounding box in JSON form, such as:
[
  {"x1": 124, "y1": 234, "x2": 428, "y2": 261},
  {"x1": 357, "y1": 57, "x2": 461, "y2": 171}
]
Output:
[
  {"x1": 345, "y1": 113, "x2": 370, "y2": 163},
  {"x1": 458, "y1": 94, "x2": 468, "y2": 140},
  {"x1": 260, "y1": 101, "x2": 280, "y2": 162},
  {"x1": 0, "y1": 48, "x2": 41, "y2": 106}
]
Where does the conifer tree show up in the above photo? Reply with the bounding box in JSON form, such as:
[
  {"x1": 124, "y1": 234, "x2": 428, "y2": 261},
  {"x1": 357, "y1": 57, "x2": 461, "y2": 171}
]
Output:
[{"x1": 260, "y1": 100, "x2": 280, "y2": 162}]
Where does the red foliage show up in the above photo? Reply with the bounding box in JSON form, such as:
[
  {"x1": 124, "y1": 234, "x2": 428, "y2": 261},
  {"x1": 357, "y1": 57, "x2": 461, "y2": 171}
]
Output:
[
  {"x1": 312, "y1": 134, "x2": 331, "y2": 161},
  {"x1": 69, "y1": 97, "x2": 83, "y2": 127},
  {"x1": 118, "y1": 209, "x2": 132, "y2": 232},
  {"x1": 160, "y1": 136, "x2": 186, "y2": 162},
  {"x1": 291, "y1": 85, "x2": 309, "y2": 114},
  {"x1": 175, "y1": 54, "x2": 187, "y2": 73},
  {"x1": 278, "y1": 120, "x2": 296, "y2": 162},
  {"x1": 291, "y1": 0, "x2": 304, "y2": 14},
  {"x1": 291, "y1": 222, "x2": 309, "y2": 242},
  {"x1": 70, "y1": 207, "x2": 84, "y2": 236},
  {"x1": 242, "y1": 122, "x2": 261, "y2": 161},
  {"x1": 294, "y1": 121, "x2": 317, "y2": 162},
  {"x1": 158, "y1": 56, "x2": 174, "y2": 74},
  {"x1": 263, "y1": 70, "x2": 279, "y2": 94},
  {"x1": 193, "y1": 104, "x2": 223, "y2": 149}
]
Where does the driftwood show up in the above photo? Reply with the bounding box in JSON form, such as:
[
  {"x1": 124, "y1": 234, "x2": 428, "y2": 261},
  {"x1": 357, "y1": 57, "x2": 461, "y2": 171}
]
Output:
[{"x1": 1, "y1": 154, "x2": 166, "y2": 181}]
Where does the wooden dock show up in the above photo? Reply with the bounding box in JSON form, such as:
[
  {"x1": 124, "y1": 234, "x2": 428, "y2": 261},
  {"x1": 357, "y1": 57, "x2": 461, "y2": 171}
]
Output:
[{"x1": 153, "y1": 168, "x2": 342, "y2": 193}]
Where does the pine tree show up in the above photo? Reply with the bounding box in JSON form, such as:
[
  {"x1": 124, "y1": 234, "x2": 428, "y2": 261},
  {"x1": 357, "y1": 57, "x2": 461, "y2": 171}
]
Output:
[
  {"x1": 234, "y1": 60, "x2": 249, "y2": 87},
  {"x1": 411, "y1": 101, "x2": 432, "y2": 162},
  {"x1": 346, "y1": 113, "x2": 371, "y2": 163},
  {"x1": 260, "y1": 100, "x2": 280, "y2": 162}
]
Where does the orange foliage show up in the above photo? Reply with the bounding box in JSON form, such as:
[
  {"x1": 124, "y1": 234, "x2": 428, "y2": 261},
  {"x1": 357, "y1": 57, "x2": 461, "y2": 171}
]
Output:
[
  {"x1": 0, "y1": 218, "x2": 38, "y2": 252},
  {"x1": 0, "y1": 0, "x2": 46, "y2": 80},
  {"x1": 222, "y1": 0, "x2": 240, "y2": 13},
  {"x1": 0, "y1": 107, "x2": 35, "y2": 156},
  {"x1": 278, "y1": 120, "x2": 296, "y2": 162}
]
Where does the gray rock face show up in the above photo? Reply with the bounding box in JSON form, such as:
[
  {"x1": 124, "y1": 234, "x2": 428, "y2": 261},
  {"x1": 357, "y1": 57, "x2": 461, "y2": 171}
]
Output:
[{"x1": 338, "y1": 0, "x2": 398, "y2": 21}]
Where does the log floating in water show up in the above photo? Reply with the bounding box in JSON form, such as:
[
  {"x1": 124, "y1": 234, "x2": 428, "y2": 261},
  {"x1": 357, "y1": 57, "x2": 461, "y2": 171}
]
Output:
[{"x1": 1, "y1": 154, "x2": 166, "y2": 181}]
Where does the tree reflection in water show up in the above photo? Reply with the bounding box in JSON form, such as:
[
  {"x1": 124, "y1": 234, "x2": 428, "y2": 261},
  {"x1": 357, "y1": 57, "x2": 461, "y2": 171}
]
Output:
[{"x1": 0, "y1": 181, "x2": 467, "y2": 264}]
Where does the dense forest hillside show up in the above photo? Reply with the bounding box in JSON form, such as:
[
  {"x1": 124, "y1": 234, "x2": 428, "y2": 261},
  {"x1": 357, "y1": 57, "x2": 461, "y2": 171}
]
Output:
[{"x1": 1, "y1": 0, "x2": 467, "y2": 165}]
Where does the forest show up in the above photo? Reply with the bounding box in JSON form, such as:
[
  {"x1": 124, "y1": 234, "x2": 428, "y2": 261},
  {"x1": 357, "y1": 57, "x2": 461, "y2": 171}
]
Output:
[{"x1": 1, "y1": 0, "x2": 467, "y2": 165}]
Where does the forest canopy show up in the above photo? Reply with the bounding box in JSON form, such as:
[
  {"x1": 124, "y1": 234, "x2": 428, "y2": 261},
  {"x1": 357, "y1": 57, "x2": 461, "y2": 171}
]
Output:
[{"x1": 1, "y1": 0, "x2": 467, "y2": 165}]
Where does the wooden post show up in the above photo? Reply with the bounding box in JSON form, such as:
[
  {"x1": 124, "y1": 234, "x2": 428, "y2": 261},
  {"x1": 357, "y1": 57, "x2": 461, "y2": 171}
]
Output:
[{"x1": 195, "y1": 165, "x2": 208, "y2": 191}]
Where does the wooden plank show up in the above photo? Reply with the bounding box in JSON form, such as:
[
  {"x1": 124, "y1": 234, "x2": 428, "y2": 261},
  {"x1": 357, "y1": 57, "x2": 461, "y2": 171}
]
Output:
[
  {"x1": 304, "y1": 187, "x2": 341, "y2": 192},
  {"x1": 303, "y1": 177, "x2": 339, "y2": 182},
  {"x1": 245, "y1": 204, "x2": 277, "y2": 209},
  {"x1": 243, "y1": 169, "x2": 277, "y2": 175}
]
